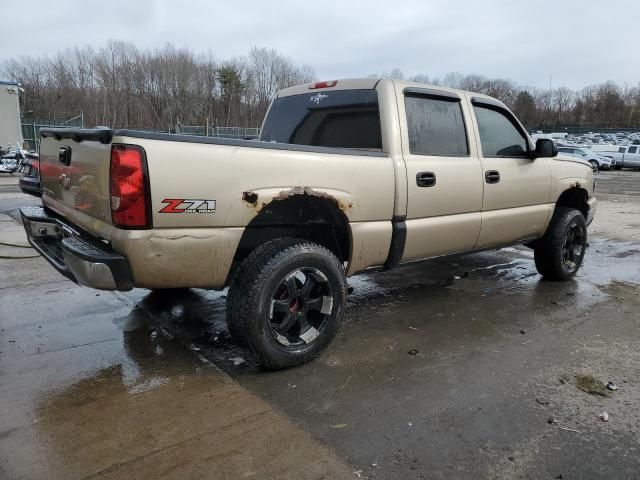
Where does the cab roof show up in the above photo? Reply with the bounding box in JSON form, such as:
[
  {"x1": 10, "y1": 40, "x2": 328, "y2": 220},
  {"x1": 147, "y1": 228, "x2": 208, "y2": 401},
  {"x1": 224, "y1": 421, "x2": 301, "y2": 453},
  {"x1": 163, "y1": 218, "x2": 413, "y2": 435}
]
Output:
[{"x1": 276, "y1": 77, "x2": 502, "y2": 105}]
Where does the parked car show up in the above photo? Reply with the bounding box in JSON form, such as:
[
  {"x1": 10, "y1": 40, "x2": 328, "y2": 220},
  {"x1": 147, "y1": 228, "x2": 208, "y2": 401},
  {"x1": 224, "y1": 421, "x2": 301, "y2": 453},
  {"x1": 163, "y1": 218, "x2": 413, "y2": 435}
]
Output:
[
  {"x1": 556, "y1": 146, "x2": 613, "y2": 170},
  {"x1": 21, "y1": 78, "x2": 596, "y2": 369},
  {"x1": 18, "y1": 153, "x2": 41, "y2": 197},
  {"x1": 592, "y1": 145, "x2": 640, "y2": 169}
]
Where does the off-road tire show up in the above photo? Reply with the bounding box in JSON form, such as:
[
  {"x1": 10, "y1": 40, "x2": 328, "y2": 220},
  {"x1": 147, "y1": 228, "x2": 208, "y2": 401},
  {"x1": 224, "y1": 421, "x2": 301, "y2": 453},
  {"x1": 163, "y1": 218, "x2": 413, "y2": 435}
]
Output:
[
  {"x1": 534, "y1": 207, "x2": 587, "y2": 281},
  {"x1": 227, "y1": 238, "x2": 346, "y2": 369},
  {"x1": 226, "y1": 238, "x2": 300, "y2": 343}
]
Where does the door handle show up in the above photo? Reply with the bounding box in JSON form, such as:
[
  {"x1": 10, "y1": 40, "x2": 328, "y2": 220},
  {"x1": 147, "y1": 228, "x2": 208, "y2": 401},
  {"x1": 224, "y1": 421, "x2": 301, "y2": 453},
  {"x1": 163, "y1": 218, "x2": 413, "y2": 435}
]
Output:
[
  {"x1": 485, "y1": 170, "x2": 500, "y2": 184},
  {"x1": 416, "y1": 171, "x2": 436, "y2": 187},
  {"x1": 58, "y1": 146, "x2": 72, "y2": 166}
]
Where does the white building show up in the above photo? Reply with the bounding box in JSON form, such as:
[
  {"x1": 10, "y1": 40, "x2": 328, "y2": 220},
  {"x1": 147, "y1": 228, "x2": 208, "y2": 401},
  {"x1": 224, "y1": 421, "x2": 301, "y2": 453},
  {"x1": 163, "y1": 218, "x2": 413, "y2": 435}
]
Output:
[{"x1": 0, "y1": 80, "x2": 24, "y2": 149}]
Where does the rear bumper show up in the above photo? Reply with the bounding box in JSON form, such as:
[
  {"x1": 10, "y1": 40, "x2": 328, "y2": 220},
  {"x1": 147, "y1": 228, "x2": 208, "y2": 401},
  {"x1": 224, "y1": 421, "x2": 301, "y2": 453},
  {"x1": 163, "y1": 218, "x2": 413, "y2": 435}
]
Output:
[{"x1": 20, "y1": 205, "x2": 133, "y2": 291}]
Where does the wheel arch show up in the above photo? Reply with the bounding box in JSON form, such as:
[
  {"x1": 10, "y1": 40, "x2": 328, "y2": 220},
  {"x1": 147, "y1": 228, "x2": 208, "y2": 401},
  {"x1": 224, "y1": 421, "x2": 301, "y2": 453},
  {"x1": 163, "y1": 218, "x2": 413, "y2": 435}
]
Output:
[
  {"x1": 555, "y1": 187, "x2": 590, "y2": 219},
  {"x1": 227, "y1": 192, "x2": 352, "y2": 284}
]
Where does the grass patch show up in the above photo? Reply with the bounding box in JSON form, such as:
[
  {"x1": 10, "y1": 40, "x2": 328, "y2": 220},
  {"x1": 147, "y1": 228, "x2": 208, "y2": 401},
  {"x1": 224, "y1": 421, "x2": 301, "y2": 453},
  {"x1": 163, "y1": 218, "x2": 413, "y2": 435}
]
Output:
[{"x1": 575, "y1": 374, "x2": 610, "y2": 397}]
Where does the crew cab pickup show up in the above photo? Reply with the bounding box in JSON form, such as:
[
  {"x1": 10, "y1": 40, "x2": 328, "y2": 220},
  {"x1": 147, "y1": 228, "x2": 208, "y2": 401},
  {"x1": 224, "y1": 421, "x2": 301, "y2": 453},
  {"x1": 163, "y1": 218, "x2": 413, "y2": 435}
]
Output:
[
  {"x1": 595, "y1": 145, "x2": 640, "y2": 169},
  {"x1": 22, "y1": 78, "x2": 596, "y2": 369}
]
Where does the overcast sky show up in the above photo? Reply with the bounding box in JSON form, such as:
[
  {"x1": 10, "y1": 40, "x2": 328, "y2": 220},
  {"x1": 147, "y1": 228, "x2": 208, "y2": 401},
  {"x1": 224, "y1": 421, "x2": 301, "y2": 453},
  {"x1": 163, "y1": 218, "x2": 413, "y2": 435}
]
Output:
[{"x1": 3, "y1": 0, "x2": 638, "y2": 89}]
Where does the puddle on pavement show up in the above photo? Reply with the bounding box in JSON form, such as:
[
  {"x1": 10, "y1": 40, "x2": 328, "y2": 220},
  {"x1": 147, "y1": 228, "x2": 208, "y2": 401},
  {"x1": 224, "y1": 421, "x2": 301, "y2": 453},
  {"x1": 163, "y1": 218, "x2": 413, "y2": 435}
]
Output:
[
  {"x1": 2, "y1": 233, "x2": 637, "y2": 479},
  {"x1": 105, "y1": 237, "x2": 640, "y2": 377}
]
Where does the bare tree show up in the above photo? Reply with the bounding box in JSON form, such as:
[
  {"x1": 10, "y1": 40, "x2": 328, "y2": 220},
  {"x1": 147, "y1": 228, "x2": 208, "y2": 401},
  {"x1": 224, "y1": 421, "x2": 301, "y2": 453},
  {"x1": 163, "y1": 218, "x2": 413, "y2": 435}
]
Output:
[{"x1": 3, "y1": 40, "x2": 640, "y2": 131}]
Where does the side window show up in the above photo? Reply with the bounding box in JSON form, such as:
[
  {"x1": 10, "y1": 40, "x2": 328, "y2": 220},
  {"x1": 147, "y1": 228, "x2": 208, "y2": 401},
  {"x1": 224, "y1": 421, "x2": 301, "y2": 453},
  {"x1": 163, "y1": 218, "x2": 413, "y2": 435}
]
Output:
[
  {"x1": 474, "y1": 105, "x2": 528, "y2": 157},
  {"x1": 405, "y1": 95, "x2": 468, "y2": 156},
  {"x1": 629, "y1": 146, "x2": 638, "y2": 154},
  {"x1": 619, "y1": 147, "x2": 626, "y2": 153}
]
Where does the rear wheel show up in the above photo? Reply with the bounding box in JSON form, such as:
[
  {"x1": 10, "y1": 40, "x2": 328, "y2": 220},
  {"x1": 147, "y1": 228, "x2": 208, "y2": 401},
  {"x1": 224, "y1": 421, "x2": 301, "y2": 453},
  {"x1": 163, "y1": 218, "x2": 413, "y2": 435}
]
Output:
[
  {"x1": 227, "y1": 239, "x2": 346, "y2": 369},
  {"x1": 588, "y1": 160, "x2": 599, "y2": 170},
  {"x1": 534, "y1": 207, "x2": 587, "y2": 280},
  {"x1": 226, "y1": 238, "x2": 299, "y2": 343}
]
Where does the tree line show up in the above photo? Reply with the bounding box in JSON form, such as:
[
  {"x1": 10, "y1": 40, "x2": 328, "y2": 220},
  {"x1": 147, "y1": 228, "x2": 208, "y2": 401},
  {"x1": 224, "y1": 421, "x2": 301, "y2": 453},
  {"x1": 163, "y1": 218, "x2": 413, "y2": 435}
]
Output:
[
  {"x1": 2, "y1": 41, "x2": 314, "y2": 131},
  {"x1": 3, "y1": 41, "x2": 640, "y2": 131}
]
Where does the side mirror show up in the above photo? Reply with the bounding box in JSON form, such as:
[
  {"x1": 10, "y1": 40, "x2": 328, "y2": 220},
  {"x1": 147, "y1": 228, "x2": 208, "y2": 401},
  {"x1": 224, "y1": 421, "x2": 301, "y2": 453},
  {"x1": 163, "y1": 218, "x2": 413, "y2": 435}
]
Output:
[{"x1": 534, "y1": 138, "x2": 558, "y2": 158}]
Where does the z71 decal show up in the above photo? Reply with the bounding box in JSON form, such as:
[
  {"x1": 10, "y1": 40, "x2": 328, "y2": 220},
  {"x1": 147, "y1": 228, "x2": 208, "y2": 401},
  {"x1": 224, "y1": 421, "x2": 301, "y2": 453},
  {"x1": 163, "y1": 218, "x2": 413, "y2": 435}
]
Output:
[{"x1": 160, "y1": 199, "x2": 216, "y2": 214}]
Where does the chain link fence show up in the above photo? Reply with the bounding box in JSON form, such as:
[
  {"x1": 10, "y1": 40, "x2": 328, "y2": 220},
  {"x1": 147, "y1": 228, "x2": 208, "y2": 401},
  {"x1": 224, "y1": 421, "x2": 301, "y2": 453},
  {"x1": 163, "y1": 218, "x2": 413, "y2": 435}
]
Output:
[
  {"x1": 21, "y1": 114, "x2": 84, "y2": 150},
  {"x1": 21, "y1": 116, "x2": 260, "y2": 151}
]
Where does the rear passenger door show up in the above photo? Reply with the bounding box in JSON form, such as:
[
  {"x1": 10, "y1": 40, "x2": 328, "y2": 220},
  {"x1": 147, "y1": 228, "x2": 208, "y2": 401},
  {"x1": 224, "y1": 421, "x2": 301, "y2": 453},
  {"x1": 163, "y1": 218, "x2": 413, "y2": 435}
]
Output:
[
  {"x1": 469, "y1": 97, "x2": 551, "y2": 249},
  {"x1": 399, "y1": 87, "x2": 484, "y2": 262}
]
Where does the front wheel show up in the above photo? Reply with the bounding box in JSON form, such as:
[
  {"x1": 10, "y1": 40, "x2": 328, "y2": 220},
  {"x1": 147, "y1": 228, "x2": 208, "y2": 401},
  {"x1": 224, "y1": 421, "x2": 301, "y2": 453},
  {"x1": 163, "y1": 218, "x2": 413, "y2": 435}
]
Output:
[
  {"x1": 534, "y1": 207, "x2": 587, "y2": 280},
  {"x1": 588, "y1": 160, "x2": 599, "y2": 171},
  {"x1": 228, "y1": 239, "x2": 346, "y2": 369}
]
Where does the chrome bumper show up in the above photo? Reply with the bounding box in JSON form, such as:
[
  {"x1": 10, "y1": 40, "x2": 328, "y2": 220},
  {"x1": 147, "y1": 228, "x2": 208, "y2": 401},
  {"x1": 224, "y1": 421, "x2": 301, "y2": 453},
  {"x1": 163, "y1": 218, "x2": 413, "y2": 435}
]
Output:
[{"x1": 20, "y1": 205, "x2": 133, "y2": 291}]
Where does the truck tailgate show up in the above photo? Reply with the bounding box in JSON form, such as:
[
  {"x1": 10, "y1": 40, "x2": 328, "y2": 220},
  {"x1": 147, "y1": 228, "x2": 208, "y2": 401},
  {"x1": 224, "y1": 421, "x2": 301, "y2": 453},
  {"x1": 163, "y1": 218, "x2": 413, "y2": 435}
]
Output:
[{"x1": 39, "y1": 129, "x2": 113, "y2": 236}]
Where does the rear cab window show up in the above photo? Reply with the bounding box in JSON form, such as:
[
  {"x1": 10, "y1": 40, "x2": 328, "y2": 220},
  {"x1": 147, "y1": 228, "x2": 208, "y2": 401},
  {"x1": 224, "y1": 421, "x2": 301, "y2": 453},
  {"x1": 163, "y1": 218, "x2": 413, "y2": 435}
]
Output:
[{"x1": 260, "y1": 89, "x2": 382, "y2": 151}]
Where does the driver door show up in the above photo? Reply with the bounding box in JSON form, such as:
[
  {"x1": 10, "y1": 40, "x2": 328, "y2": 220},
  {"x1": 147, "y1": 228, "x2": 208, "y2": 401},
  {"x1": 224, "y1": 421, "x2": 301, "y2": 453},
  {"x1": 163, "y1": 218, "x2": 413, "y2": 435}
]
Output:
[{"x1": 469, "y1": 97, "x2": 552, "y2": 249}]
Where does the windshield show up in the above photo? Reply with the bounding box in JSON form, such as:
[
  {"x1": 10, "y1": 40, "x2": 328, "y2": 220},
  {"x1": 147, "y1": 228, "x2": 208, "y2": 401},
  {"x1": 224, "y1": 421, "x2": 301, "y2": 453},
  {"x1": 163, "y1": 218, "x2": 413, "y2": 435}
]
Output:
[{"x1": 260, "y1": 89, "x2": 382, "y2": 150}]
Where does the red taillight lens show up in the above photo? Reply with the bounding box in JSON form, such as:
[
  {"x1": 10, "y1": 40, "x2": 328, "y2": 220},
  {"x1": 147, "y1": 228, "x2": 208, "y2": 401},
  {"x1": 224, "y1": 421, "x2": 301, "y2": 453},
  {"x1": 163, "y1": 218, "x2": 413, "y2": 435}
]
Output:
[
  {"x1": 110, "y1": 145, "x2": 150, "y2": 229},
  {"x1": 309, "y1": 80, "x2": 337, "y2": 89}
]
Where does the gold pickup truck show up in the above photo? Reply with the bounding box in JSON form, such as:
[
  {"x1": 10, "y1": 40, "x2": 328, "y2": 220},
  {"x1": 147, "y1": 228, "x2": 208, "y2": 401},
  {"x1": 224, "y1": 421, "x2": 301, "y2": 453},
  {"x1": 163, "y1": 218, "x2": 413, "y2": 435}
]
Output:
[{"x1": 21, "y1": 78, "x2": 596, "y2": 369}]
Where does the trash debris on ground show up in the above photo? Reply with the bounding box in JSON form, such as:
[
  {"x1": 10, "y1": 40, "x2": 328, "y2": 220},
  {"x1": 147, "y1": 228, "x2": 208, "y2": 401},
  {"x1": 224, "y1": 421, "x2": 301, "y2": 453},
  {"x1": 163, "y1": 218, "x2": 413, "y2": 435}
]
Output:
[
  {"x1": 599, "y1": 411, "x2": 609, "y2": 422},
  {"x1": 558, "y1": 426, "x2": 580, "y2": 433},
  {"x1": 408, "y1": 326, "x2": 418, "y2": 331},
  {"x1": 353, "y1": 469, "x2": 363, "y2": 478},
  {"x1": 230, "y1": 356, "x2": 245, "y2": 366},
  {"x1": 606, "y1": 381, "x2": 618, "y2": 391},
  {"x1": 520, "y1": 329, "x2": 526, "y2": 334},
  {"x1": 566, "y1": 291, "x2": 576, "y2": 296},
  {"x1": 559, "y1": 375, "x2": 570, "y2": 385},
  {"x1": 575, "y1": 374, "x2": 610, "y2": 397},
  {"x1": 408, "y1": 349, "x2": 419, "y2": 356},
  {"x1": 555, "y1": 474, "x2": 565, "y2": 479},
  {"x1": 536, "y1": 397, "x2": 549, "y2": 406},
  {"x1": 508, "y1": 456, "x2": 515, "y2": 461},
  {"x1": 548, "y1": 417, "x2": 559, "y2": 424},
  {"x1": 330, "y1": 423, "x2": 348, "y2": 429}
]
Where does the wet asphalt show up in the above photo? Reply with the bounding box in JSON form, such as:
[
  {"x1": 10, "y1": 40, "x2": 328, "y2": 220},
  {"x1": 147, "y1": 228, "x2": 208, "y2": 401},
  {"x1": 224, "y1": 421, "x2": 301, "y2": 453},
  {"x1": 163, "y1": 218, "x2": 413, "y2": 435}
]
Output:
[{"x1": 1, "y1": 171, "x2": 640, "y2": 479}]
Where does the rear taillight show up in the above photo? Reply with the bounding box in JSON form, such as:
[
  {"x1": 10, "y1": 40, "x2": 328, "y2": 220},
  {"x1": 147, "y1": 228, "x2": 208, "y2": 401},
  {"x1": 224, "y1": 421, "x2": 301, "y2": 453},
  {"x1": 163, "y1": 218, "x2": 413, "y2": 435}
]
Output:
[
  {"x1": 110, "y1": 145, "x2": 151, "y2": 229},
  {"x1": 309, "y1": 80, "x2": 337, "y2": 89}
]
